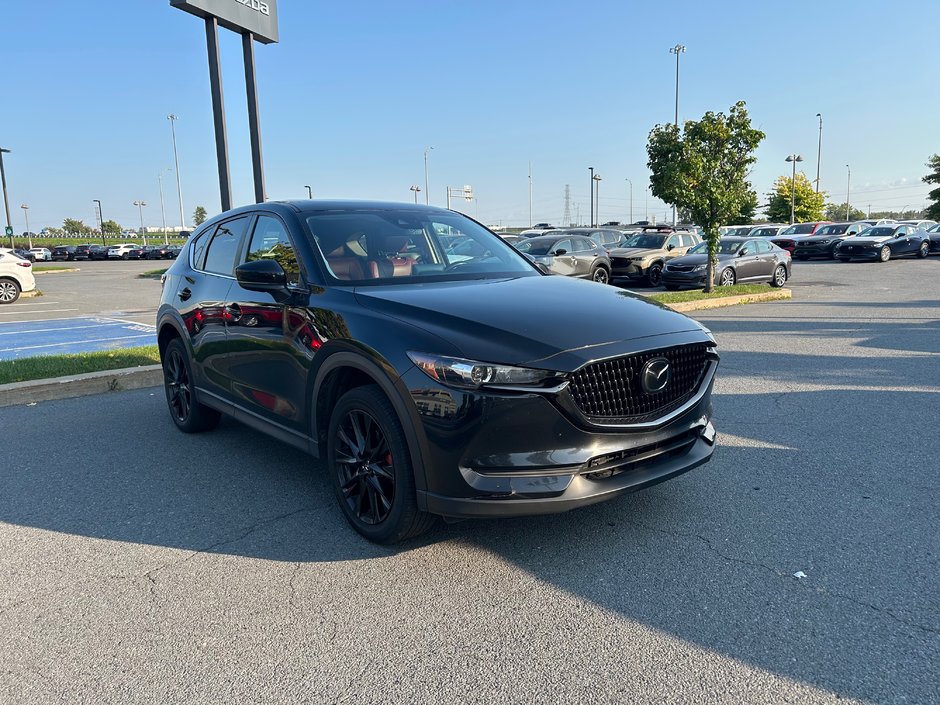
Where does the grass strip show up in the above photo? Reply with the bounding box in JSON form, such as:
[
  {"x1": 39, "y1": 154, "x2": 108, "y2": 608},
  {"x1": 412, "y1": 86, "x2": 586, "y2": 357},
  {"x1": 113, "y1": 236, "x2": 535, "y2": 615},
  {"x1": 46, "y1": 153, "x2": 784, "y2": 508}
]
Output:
[
  {"x1": 0, "y1": 345, "x2": 161, "y2": 385},
  {"x1": 138, "y1": 268, "x2": 169, "y2": 279},
  {"x1": 648, "y1": 284, "x2": 777, "y2": 304},
  {"x1": 32, "y1": 265, "x2": 77, "y2": 272}
]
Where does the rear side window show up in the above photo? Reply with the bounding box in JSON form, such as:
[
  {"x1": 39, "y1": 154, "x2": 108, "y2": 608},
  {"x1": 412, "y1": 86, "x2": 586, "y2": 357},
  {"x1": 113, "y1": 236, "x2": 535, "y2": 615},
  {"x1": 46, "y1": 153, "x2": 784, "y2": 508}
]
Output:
[
  {"x1": 756, "y1": 240, "x2": 773, "y2": 253},
  {"x1": 203, "y1": 216, "x2": 251, "y2": 276},
  {"x1": 190, "y1": 226, "x2": 216, "y2": 270},
  {"x1": 246, "y1": 215, "x2": 302, "y2": 286},
  {"x1": 570, "y1": 238, "x2": 591, "y2": 253}
]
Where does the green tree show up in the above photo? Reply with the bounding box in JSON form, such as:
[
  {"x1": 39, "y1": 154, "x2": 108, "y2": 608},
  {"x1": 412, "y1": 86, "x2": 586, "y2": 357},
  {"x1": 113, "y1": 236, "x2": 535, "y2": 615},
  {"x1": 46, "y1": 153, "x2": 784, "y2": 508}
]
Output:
[
  {"x1": 63, "y1": 218, "x2": 91, "y2": 235},
  {"x1": 101, "y1": 220, "x2": 122, "y2": 237},
  {"x1": 824, "y1": 203, "x2": 865, "y2": 222},
  {"x1": 923, "y1": 154, "x2": 940, "y2": 221},
  {"x1": 765, "y1": 173, "x2": 826, "y2": 223},
  {"x1": 193, "y1": 206, "x2": 208, "y2": 227},
  {"x1": 729, "y1": 191, "x2": 759, "y2": 225},
  {"x1": 647, "y1": 100, "x2": 765, "y2": 292}
]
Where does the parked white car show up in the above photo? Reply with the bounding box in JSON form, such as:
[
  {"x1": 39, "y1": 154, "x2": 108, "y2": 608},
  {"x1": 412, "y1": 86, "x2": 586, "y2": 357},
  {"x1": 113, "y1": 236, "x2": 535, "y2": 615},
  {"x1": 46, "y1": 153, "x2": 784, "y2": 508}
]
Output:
[
  {"x1": 29, "y1": 247, "x2": 53, "y2": 261},
  {"x1": 108, "y1": 243, "x2": 141, "y2": 259},
  {"x1": 0, "y1": 251, "x2": 36, "y2": 304}
]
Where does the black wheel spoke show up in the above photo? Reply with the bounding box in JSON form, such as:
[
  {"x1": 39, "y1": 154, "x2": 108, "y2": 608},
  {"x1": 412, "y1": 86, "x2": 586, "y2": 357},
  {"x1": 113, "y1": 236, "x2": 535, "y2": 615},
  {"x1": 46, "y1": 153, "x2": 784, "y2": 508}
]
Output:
[{"x1": 333, "y1": 405, "x2": 397, "y2": 526}]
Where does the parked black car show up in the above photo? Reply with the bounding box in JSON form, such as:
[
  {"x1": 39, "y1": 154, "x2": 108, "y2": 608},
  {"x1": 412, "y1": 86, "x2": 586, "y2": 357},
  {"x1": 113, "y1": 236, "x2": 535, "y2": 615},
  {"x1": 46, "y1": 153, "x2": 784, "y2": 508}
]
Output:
[
  {"x1": 51, "y1": 245, "x2": 77, "y2": 261},
  {"x1": 792, "y1": 221, "x2": 869, "y2": 260},
  {"x1": 515, "y1": 234, "x2": 611, "y2": 283},
  {"x1": 834, "y1": 224, "x2": 929, "y2": 262},
  {"x1": 144, "y1": 245, "x2": 178, "y2": 260},
  {"x1": 662, "y1": 237, "x2": 791, "y2": 290},
  {"x1": 74, "y1": 243, "x2": 107, "y2": 261},
  {"x1": 157, "y1": 201, "x2": 719, "y2": 543},
  {"x1": 923, "y1": 223, "x2": 940, "y2": 254},
  {"x1": 128, "y1": 245, "x2": 159, "y2": 260}
]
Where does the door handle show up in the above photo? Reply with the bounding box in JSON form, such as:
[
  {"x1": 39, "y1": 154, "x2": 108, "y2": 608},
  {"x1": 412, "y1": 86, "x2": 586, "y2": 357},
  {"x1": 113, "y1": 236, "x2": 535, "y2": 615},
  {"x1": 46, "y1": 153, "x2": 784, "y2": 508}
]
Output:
[{"x1": 178, "y1": 287, "x2": 192, "y2": 302}]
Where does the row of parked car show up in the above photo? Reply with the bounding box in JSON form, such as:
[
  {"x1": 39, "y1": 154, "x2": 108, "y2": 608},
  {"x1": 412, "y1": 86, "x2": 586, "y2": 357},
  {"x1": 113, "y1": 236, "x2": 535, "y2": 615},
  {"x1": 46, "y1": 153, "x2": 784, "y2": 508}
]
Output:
[{"x1": 16, "y1": 243, "x2": 183, "y2": 262}]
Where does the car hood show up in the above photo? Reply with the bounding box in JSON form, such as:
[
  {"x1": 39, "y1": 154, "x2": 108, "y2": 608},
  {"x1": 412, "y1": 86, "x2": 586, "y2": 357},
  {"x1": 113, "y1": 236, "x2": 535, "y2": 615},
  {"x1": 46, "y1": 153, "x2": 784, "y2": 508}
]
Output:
[
  {"x1": 354, "y1": 275, "x2": 711, "y2": 371},
  {"x1": 607, "y1": 247, "x2": 664, "y2": 259},
  {"x1": 798, "y1": 234, "x2": 841, "y2": 243},
  {"x1": 843, "y1": 236, "x2": 892, "y2": 245}
]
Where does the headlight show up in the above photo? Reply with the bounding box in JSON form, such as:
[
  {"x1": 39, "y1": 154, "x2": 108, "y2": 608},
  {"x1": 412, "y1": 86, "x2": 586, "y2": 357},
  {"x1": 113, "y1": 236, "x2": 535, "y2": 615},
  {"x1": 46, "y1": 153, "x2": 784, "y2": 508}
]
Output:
[
  {"x1": 692, "y1": 264, "x2": 707, "y2": 271},
  {"x1": 408, "y1": 352, "x2": 564, "y2": 390},
  {"x1": 816, "y1": 239, "x2": 830, "y2": 245}
]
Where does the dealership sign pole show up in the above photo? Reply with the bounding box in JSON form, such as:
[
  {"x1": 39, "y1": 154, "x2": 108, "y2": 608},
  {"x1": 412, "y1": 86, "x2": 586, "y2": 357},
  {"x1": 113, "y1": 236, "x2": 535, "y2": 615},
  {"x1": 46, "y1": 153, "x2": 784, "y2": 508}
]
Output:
[{"x1": 170, "y1": 1, "x2": 278, "y2": 211}]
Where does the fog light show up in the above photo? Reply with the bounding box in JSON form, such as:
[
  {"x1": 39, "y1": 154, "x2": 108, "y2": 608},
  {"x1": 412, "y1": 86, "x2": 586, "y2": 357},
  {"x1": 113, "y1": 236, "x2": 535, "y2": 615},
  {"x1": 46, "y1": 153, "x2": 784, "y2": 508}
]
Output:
[{"x1": 701, "y1": 420, "x2": 717, "y2": 445}]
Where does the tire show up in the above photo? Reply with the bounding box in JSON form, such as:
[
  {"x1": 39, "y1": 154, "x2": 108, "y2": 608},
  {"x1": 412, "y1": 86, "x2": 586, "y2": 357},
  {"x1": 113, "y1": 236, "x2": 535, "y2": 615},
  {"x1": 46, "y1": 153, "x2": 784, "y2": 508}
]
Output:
[
  {"x1": 0, "y1": 278, "x2": 21, "y2": 304},
  {"x1": 646, "y1": 262, "x2": 664, "y2": 287},
  {"x1": 879, "y1": 246, "x2": 890, "y2": 262},
  {"x1": 718, "y1": 268, "x2": 736, "y2": 286},
  {"x1": 918, "y1": 242, "x2": 929, "y2": 258},
  {"x1": 162, "y1": 338, "x2": 221, "y2": 433},
  {"x1": 770, "y1": 265, "x2": 787, "y2": 288},
  {"x1": 122, "y1": 253, "x2": 129, "y2": 260},
  {"x1": 327, "y1": 385, "x2": 435, "y2": 544},
  {"x1": 591, "y1": 266, "x2": 610, "y2": 285},
  {"x1": 830, "y1": 248, "x2": 840, "y2": 260}
]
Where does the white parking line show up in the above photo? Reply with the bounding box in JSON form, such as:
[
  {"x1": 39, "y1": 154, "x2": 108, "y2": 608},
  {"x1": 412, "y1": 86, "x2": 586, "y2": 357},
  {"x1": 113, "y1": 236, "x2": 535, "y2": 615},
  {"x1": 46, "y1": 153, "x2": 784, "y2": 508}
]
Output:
[
  {"x1": 0, "y1": 323, "x2": 134, "y2": 336},
  {"x1": 3, "y1": 301, "x2": 61, "y2": 306},
  {"x1": 0, "y1": 309, "x2": 80, "y2": 316},
  {"x1": 0, "y1": 333, "x2": 155, "y2": 353}
]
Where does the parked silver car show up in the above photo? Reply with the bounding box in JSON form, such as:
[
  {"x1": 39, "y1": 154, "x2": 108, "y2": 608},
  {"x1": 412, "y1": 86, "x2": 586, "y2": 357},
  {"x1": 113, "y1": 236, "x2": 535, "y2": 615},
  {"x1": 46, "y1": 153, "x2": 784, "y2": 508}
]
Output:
[{"x1": 516, "y1": 234, "x2": 611, "y2": 283}]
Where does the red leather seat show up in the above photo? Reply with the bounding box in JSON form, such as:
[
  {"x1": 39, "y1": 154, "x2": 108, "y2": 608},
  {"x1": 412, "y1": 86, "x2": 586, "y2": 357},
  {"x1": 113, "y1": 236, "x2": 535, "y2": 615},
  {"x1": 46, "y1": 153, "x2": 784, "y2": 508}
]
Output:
[
  {"x1": 368, "y1": 257, "x2": 414, "y2": 278},
  {"x1": 326, "y1": 247, "x2": 365, "y2": 280}
]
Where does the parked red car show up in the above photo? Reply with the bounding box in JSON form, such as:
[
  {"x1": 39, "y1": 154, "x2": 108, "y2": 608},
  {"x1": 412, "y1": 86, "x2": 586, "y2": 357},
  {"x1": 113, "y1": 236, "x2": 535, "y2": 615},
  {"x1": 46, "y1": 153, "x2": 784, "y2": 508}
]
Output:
[{"x1": 770, "y1": 222, "x2": 832, "y2": 252}]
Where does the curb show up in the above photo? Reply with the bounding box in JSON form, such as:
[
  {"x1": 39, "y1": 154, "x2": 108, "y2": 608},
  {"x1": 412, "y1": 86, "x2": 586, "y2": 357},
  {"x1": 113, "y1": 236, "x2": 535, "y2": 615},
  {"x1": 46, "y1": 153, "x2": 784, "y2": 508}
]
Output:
[
  {"x1": 33, "y1": 268, "x2": 80, "y2": 275},
  {"x1": 0, "y1": 365, "x2": 163, "y2": 408},
  {"x1": 21, "y1": 289, "x2": 42, "y2": 298},
  {"x1": 663, "y1": 288, "x2": 792, "y2": 312}
]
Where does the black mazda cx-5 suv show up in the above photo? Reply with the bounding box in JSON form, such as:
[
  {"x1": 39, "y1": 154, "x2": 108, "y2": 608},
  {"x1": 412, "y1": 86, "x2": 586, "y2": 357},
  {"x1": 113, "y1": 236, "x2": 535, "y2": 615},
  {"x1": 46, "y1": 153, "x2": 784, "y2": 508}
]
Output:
[{"x1": 157, "y1": 201, "x2": 719, "y2": 543}]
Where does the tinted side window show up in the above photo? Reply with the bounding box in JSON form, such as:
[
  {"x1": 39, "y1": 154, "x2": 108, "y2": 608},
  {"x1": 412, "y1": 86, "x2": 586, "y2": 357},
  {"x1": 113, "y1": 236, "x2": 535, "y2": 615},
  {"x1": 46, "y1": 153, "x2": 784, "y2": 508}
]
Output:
[
  {"x1": 190, "y1": 225, "x2": 217, "y2": 270},
  {"x1": 570, "y1": 238, "x2": 591, "y2": 253},
  {"x1": 666, "y1": 235, "x2": 679, "y2": 249},
  {"x1": 756, "y1": 240, "x2": 773, "y2": 253},
  {"x1": 203, "y1": 216, "x2": 250, "y2": 276},
  {"x1": 246, "y1": 215, "x2": 301, "y2": 286},
  {"x1": 554, "y1": 239, "x2": 572, "y2": 254}
]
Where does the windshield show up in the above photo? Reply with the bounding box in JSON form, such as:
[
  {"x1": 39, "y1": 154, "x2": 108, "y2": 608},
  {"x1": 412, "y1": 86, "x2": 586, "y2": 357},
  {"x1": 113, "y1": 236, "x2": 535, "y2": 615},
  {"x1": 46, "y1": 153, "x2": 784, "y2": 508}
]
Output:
[
  {"x1": 620, "y1": 234, "x2": 668, "y2": 249},
  {"x1": 866, "y1": 227, "x2": 896, "y2": 237},
  {"x1": 815, "y1": 224, "x2": 848, "y2": 235},
  {"x1": 780, "y1": 224, "x2": 816, "y2": 236},
  {"x1": 688, "y1": 240, "x2": 744, "y2": 255},
  {"x1": 306, "y1": 209, "x2": 536, "y2": 284},
  {"x1": 751, "y1": 227, "x2": 780, "y2": 237}
]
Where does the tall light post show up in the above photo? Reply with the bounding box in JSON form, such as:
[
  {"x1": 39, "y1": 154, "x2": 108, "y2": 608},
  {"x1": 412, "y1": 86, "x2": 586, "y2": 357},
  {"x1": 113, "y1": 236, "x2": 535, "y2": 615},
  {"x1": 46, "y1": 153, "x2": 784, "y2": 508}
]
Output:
[
  {"x1": 93, "y1": 199, "x2": 104, "y2": 245},
  {"x1": 305, "y1": 185, "x2": 312, "y2": 199},
  {"x1": 133, "y1": 200, "x2": 147, "y2": 245},
  {"x1": 409, "y1": 185, "x2": 421, "y2": 203},
  {"x1": 424, "y1": 146, "x2": 433, "y2": 205},
  {"x1": 593, "y1": 173, "x2": 602, "y2": 226},
  {"x1": 785, "y1": 154, "x2": 804, "y2": 224},
  {"x1": 815, "y1": 113, "x2": 823, "y2": 193},
  {"x1": 624, "y1": 178, "x2": 634, "y2": 224},
  {"x1": 167, "y1": 115, "x2": 186, "y2": 229},
  {"x1": 158, "y1": 168, "x2": 171, "y2": 245},
  {"x1": 20, "y1": 204, "x2": 31, "y2": 248},
  {"x1": 589, "y1": 167, "x2": 595, "y2": 227},
  {"x1": 0, "y1": 147, "x2": 13, "y2": 249},
  {"x1": 845, "y1": 164, "x2": 851, "y2": 221},
  {"x1": 669, "y1": 44, "x2": 686, "y2": 226},
  {"x1": 528, "y1": 161, "x2": 533, "y2": 227}
]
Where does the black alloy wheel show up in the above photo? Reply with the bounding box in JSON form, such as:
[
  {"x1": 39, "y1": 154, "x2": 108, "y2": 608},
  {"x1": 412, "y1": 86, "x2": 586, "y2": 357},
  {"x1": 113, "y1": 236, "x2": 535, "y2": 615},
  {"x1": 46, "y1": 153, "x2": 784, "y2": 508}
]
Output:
[
  {"x1": 0, "y1": 278, "x2": 21, "y2": 304},
  {"x1": 918, "y1": 242, "x2": 929, "y2": 258},
  {"x1": 328, "y1": 385, "x2": 434, "y2": 544},
  {"x1": 770, "y1": 265, "x2": 787, "y2": 288},
  {"x1": 719, "y1": 268, "x2": 736, "y2": 286},
  {"x1": 879, "y1": 246, "x2": 891, "y2": 262},
  {"x1": 647, "y1": 262, "x2": 664, "y2": 286},
  {"x1": 162, "y1": 338, "x2": 220, "y2": 433},
  {"x1": 592, "y1": 266, "x2": 610, "y2": 284}
]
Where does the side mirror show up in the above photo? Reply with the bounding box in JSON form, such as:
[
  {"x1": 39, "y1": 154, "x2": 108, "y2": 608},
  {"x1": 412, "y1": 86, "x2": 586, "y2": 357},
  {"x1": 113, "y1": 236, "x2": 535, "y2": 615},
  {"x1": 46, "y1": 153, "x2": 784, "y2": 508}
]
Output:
[
  {"x1": 235, "y1": 258, "x2": 288, "y2": 294},
  {"x1": 534, "y1": 262, "x2": 552, "y2": 275},
  {"x1": 737, "y1": 250, "x2": 747, "y2": 257},
  {"x1": 667, "y1": 244, "x2": 675, "y2": 251},
  {"x1": 552, "y1": 248, "x2": 567, "y2": 256}
]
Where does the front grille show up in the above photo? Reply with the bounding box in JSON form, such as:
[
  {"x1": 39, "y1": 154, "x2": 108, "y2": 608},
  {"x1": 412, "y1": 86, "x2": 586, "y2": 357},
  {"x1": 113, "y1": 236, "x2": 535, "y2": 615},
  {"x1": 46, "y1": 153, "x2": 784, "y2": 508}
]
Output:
[
  {"x1": 568, "y1": 344, "x2": 710, "y2": 423},
  {"x1": 666, "y1": 263, "x2": 695, "y2": 272}
]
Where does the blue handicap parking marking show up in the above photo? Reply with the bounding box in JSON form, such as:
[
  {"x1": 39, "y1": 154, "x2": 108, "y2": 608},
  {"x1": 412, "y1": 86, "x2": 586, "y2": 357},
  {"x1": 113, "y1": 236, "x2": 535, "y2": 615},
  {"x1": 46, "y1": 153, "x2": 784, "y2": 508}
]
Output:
[{"x1": 0, "y1": 317, "x2": 158, "y2": 361}]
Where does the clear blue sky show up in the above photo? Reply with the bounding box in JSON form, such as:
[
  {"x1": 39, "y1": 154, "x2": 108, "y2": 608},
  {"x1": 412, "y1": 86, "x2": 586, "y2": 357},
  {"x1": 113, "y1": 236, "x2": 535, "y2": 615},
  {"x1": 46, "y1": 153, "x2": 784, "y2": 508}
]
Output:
[{"x1": 1, "y1": 0, "x2": 937, "y2": 231}]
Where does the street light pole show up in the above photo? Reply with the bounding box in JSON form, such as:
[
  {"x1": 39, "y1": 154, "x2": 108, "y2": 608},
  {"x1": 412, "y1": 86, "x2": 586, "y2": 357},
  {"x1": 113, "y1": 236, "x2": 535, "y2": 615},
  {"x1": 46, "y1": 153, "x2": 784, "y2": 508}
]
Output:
[
  {"x1": 593, "y1": 173, "x2": 602, "y2": 226},
  {"x1": 785, "y1": 154, "x2": 804, "y2": 225},
  {"x1": 93, "y1": 199, "x2": 104, "y2": 245},
  {"x1": 528, "y1": 161, "x2": 532, "y2": 227},
  {"x1": 133, "y1": 200, "x2": 147, "y2": 245},
  {"x1": 167, "y1": 115, "x2": 186, "y2": 229},
  {"x1": 410, "y1": 185, "x2": 421, "y2": 203},
  {"x1": 0, "y1": 147, "x2": 13, "y2": 249},
  {"x1": 625, "y1": 178, "x2": 633, "y2": 224},
  {"x1": 20, "y1": 204, "x2": 30, "y2": 248},
  {"x1": 815, "y1": 113, "x2": 823, "y2": 193},
  {"x1": 845, "y1": 165, "x2": 851, "y2": 221},
  {"x1": 158, "y1": 169, "x2": 171, "y2": 245},
  {"x1": 305, "y1": 185, "x2": 312, "y2": 199},
  {"x1": 424, "y1": 146, "x2": 433, "y2": 205},
  {"x1": 669, "y1": 44, "x2": 686, "y2": 226},
  {"x1": 589, "y1": 167, "x2": 595, "y2": 227}
]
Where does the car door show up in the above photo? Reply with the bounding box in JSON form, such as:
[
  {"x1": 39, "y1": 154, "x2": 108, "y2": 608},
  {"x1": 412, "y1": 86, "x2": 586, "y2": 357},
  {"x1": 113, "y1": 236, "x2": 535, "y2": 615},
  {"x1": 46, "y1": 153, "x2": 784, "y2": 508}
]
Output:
[
  {"x1": 178, "y1": 215, "x2": 252, "y2": 402},
  {"x1": 889, "y1": 226, "x2": 911, "y2": 255},
  {"x1": 733, "y1": 241, "x2": 763, "y2": 281},
  {"x1": 548, "y1": 239, "x2": 578, "y2": 276},
  {"x1": 754, "y1": 239, "x2": 778, "y2": 278},
  {"x1": 223, "y1": 213, "x2": 316, "y2": 432},
  {"x1": 568, "y1": 238, "x2": 595, "y2": 277}
]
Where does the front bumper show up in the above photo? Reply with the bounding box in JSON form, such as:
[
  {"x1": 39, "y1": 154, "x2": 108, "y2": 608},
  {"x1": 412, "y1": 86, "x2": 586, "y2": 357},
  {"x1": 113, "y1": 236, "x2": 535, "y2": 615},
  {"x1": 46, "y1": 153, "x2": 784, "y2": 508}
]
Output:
[
  {"x1": 661, "y1": 270, "x2": 707, "y2": 287},
  {"x1": 794, "y1": 244, "x2": 835, "y2": 258},
  {"x1": 405, "y1": 357, "x2": 718, "y2": 519},
  {"x1": 835, "y1": 246, "x2": 879, "y2": 260},
  {"x1": 610, "y1": 259, "x2": 648, "y2": 279}
]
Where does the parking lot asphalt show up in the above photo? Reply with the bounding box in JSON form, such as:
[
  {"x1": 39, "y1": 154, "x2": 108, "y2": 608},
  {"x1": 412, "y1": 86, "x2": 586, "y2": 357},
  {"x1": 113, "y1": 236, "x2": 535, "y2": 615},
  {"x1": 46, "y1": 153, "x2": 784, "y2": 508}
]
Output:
[{"x1": 1, "y1": 258, "x2": 938, "y2": 704}]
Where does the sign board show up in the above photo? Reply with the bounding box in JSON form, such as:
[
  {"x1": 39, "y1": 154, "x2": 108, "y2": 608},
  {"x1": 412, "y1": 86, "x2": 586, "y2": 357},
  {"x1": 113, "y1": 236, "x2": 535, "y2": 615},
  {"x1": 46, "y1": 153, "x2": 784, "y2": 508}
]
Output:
[
  {"x1": 170, "y1": 0, "x2": 279, "y2": 44},
  {"x1": 4, "y1": 226, "x2": 12, "y2": 237}
]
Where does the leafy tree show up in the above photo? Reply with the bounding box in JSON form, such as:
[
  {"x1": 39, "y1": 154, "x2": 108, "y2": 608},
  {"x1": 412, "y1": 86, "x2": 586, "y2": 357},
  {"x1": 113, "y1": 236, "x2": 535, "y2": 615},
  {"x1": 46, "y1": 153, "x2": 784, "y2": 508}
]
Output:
[
  {"x1": 647, "y1": 100, "x2": 764, "y2": 292},
  {"x1": 101, "y1": 220, "x2": 122, "y2": 237},
  {"x1": 44, "y1": 226, "x2": 64, "y2": 238},
  {"x1": 923, "y1": 154, "x2": 940, "y2": 221},
  {"x1": 765, "y1": 173, "x2": 826, "y2": 223},
  {"x1": 824, "y1": 203, "x2": 865, "y2": 222},
  {"x1": 729, "y1": 191, "x2": 759, "y2": 225},
  {"x1": 193, "y1": 206, "x2": 208, "y2": 227},
  {"x1": 63, "y1": 218, "x2": 91, "y2": 235}
]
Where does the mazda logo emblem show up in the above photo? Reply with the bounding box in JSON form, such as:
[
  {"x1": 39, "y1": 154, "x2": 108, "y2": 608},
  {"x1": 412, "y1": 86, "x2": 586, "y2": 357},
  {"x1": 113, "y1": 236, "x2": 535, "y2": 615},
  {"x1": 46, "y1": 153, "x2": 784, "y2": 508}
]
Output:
[{"x1": 640, "y1": 358, "x2": 671, "y2": 394}]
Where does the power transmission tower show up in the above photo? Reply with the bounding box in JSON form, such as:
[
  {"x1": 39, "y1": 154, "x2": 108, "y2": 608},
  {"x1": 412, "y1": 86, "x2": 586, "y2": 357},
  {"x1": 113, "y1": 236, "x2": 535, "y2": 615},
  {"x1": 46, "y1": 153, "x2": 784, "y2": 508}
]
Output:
[{"x1": 563, "y1": 185, "x2": 571, "y2": 226}]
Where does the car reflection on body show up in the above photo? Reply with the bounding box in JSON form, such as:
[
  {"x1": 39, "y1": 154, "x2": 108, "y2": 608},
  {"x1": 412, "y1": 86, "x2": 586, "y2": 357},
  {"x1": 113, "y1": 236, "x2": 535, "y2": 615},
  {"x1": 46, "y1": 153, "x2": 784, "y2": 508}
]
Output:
[
  {"x1": 661, "y1": 237, "x2": 791, "y2": 290},
  {"x1": 515, "y1": 234, "x2": 611, "y2": 283},
  {"x1": 834, "y1": 224, "x2": 930, "y2": 262}
]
